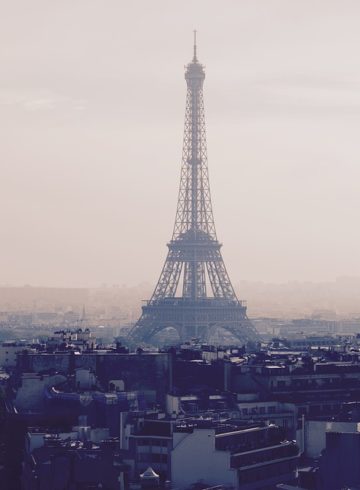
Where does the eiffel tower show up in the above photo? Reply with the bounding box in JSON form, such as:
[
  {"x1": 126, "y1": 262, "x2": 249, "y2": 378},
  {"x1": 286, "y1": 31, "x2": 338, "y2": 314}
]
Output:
[{"x1": 130, "y1": 34, "x2": 259, "y2": 345}]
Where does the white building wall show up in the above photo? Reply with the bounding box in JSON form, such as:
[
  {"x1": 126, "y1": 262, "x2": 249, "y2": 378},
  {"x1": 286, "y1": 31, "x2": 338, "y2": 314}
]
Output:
[
  {"x1": 89, "y1": 428, "x2": 109, "y2": 443},
  {"x1": 302, "y1": 420, "x2": 360, "y2": 458},
  {"x1": 0, "y1": 344, "x2": 24, "y2": 368},
  {"x1": 109, "y1": 379, "x2": 125, "y2": 391},
  {"x1": 75, "y1": 368, "x2": 96, "y2": 389},
  {"x1": 166, "y1": 394, "x2": 181, "y2": 415},
  {"x1": 14, "y1": 373, "x2": 67, "y2": 410},
  {"x1": 171, "y1": 429, "x2": 237, "y2": 490}
]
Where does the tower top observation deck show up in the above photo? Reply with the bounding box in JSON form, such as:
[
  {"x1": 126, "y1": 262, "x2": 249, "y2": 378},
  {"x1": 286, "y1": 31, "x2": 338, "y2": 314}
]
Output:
[{"x1": 185, "y1": 30, "x2": 205, "y2": 84}]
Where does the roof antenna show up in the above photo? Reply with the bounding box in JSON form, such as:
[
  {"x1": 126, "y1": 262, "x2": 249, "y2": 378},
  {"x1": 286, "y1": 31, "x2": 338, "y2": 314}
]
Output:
[{"x1": 193, "y1": 29, "x2": 198, "y2": 62}]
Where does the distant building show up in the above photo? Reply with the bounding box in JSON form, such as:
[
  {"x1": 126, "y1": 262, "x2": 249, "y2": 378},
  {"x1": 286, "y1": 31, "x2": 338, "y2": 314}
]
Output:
[
  {"x1": 279, "y1": 319, "x2": 337, "y2": 337},
  {"x1": 48, "y1": 327, "x2": 96, "y2": 351},
  {"x1": 0, "y1": 341, "x2": 28, "y2": 369}
]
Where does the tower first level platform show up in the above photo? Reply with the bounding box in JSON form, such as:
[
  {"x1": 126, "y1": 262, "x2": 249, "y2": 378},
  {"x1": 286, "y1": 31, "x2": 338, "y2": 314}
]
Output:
[{"x1": 132, "y1": 297, "x2": 257, "y2": 344}]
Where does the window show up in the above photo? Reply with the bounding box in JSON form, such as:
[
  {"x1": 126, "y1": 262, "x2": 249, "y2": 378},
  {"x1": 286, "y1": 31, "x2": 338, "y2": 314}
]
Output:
[{"x1": 151, "y1": 454, "x2": 168, "y2": 463}]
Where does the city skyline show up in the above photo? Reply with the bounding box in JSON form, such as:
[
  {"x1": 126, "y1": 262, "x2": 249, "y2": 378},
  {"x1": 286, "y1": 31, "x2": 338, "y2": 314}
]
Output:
[{"x1": 2, "y1": 1, "x2": 360, "y2": 287}]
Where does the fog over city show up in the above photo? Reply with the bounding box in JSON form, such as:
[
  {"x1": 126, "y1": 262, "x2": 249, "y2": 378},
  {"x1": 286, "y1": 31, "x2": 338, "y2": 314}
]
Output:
[
  {"x1": 5, "y1": 5, "x2": 360, "y2": 489},
  {"x1": 2, "y1": 0, "x2": 360, "y2": 290}
]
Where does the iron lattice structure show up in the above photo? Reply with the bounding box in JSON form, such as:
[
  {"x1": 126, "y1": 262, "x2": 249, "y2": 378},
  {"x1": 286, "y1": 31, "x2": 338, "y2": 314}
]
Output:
[{"x1": 130, "y1": 37, "x2": 259, "y2": 344}]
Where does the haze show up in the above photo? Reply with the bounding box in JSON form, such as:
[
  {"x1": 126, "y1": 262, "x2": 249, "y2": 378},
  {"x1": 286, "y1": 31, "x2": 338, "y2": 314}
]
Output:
[{"x1": 2, "y1": 0, "x2": 360, "y2": 288}]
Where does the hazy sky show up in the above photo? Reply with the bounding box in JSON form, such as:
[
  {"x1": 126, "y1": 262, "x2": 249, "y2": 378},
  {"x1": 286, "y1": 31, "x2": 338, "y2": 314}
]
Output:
[{"x1": 2, "y1": 0, "x2": 360, "y2": 287}]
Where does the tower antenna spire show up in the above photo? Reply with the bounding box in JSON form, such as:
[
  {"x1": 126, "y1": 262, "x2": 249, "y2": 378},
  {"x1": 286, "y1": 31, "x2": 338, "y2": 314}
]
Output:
[{"x1": 193, "y1": 29, "x2": 197, "y2": 62}]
